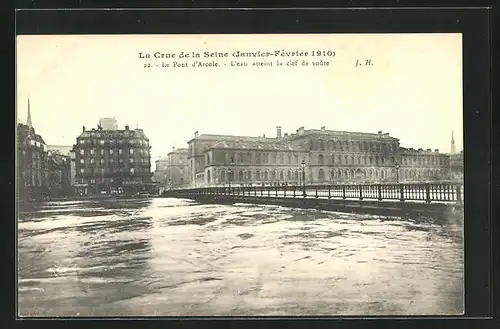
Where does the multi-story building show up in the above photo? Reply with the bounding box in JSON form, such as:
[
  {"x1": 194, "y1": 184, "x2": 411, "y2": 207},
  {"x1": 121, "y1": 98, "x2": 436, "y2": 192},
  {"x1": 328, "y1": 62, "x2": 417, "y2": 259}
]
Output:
[
  {"x1": 166, "y1": 147, "x2": 189, "y2": 189},
  {"x1": 72, "y1": 124, "x2": 155, "y2": 195},
  {"x1": 17, "y1": 103, "x2": 49, "y2": 200},
  {"x1": 398, "y1": 148, "x2": 451, "y2": 182},
  {"x1": 187, "y1": 126, "x2": 452, "y2": 187},
  {"x1": 450, "y1": 151, "x2": 464, "y2": 181},
  {"x1": 153, "y1": 156, "x2": 169, "y2": 187},
  {"x1": 47, "y1": 150, "x2": 72, "y2": 197}
]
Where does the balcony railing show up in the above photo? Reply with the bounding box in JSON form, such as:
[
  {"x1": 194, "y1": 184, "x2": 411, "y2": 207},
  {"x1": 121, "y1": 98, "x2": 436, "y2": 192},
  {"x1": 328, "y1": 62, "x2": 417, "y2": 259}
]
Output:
[{"x1": 163, "y1": 182, "x2": 463, "y2": 204}]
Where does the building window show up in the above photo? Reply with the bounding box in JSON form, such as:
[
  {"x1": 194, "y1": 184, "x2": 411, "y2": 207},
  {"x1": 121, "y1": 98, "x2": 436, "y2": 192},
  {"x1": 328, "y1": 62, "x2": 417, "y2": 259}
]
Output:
[
  {"x1": 80, "y1": 168, "x2": 84, "y2": 173},
  {"x1": 110, "y1": 158, "x2": 115, "y2": 164},
  {"x1": 80, "y1": 159, "x2": 84, "y2": 164},
  {"x1": 130, "y1": 168, "x2": 135, "y2": 174},
  {"x1": 99, "y1": 140, "x2": 104, "y2": 145},
  {"x1": 318, "y1": 154, "x2": 324, "y2": 165},
  {"x1": 130, "y1": 149, "x2": 134, "y2": 155},
  {"x1": 100, "y1": 158, "x2": 105, "y2": 165},
  {"x1": 119, "y1": 149, "x2": 123, "y2": 155},
  {"x1": 90, "y1": 158, "x2": 95, "y2": 165},
  {"x1": 319, "y1": 140, "x2": 325, "y2": 150},
  {"x1": 256, "y1": 170, "x2": 261, "y2": 180},
  {"x1": 80, "y1": 149, "x2": 84, "y2": 155},
  {"x1": 318, "y1": 169, "x2": 325, "y2": 181},
  {"x1": 264, "y1": 171, "x2": 269, "y2": 181},
  {"x1": 100, "y1": 149, "x2": 105, "y2": 155},
  {"x1": 130, "y1": 158, "x2": 134, "y2": 164}
]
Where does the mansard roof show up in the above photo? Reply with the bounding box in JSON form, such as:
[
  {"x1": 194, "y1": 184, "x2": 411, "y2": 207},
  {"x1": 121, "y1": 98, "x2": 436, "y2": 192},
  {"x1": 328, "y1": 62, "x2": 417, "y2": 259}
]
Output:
[{"x1": 209, "y1": 139, "x2": 300, "y2": 152}]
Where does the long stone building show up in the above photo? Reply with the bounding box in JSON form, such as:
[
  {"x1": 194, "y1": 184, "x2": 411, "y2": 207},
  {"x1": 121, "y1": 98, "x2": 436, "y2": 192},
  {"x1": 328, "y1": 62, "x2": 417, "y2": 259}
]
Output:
[{"x1": 187, "y1": 126, "x2": 452, "y2": 187}]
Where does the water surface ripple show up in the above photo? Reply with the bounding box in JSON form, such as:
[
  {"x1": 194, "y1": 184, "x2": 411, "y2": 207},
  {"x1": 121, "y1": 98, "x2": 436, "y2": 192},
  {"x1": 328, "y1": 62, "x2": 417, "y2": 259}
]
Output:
[{"x1": 17, "y1": 198, "x2": 464, "y2": 316}]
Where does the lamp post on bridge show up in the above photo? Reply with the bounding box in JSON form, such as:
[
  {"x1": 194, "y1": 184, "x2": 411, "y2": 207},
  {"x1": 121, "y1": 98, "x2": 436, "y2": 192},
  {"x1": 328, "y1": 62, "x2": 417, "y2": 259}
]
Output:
[
  {"x1": 301, "y1": 159, "x2": 307, "y2": 197},
  {"x1": 394, "y1": 162, "x2": 400, "y2": 183}
]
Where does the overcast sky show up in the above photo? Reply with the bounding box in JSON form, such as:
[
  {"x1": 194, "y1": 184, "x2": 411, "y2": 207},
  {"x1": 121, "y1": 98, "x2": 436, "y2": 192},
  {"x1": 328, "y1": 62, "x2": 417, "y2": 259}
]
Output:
[{"x1": 16, "y1": 33, "x2": 463, "y2": 163}]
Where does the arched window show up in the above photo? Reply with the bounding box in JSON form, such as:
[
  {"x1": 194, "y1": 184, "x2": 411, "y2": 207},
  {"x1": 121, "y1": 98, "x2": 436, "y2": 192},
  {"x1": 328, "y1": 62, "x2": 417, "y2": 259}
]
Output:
[
  {"x1": 337, "y1": 155, "x2": 342, "y2": 164},
  {"x1": 338, "y1": 169, "x2": 343, "y2": 178},
  {"x1": 330, "y1": 170, "x2": 335, "y2": 180},
  {"x1": 345, "y1": 155, "x2": 349, "y2": 164},
  {"x1": 294, "y1": 170, "x2": 299, "y2": 181},
  {"x1": 264, "y1": 171, "x2": 269, "y2": 181},
  {"x1": 287, "y1": 154, "x2": 291, "y2": 164},
  {"x1": 375, "y1": 156, "x2": 380, "y2": 165},
  {"x1": 287, "y1": 170, "x2": 292, "y2": 181},
  {"x1": 318, "y1": 169, "x2": 325, "y2": 181},
  {"x1": 351, "y1": 155, "x2": 355, "y2": 165},
  {"x1": 351, "y1": 169, "x2": 356, "y2": 178},
  {"x1": 331, "y1": 154, "x2": 335, "y2": 164},
  {"x1": 256, "y1": 153, "x2": 261, "y2": 164},
  {"x1": 279, "y1": 171, "x2": 284, "y2": 181},
  {"x1": 329, "y1": 140, "x2": 335, "y2": 150},
  {"x1": 280, "y1": 154, "x2": 284, "y2": 164},
  {"x1": 238, "y1": 170, "x2": 244, "y2": 181},
  {"x1": 207, "y1": 170, "x2": 211, "y2": 183},
  {"x1": 338, "y1": 141, "x2": 343, "y2": 151},
  {"x1": 221, "y1": 169, "x2": 226, "y2": 182},
  {"x1": 256, "y1": 170, "x2": 261, "y2": 181},
  {"x1": 247, "y1": 171, "x2": 252, "y2": 181},
  {"x1": 247, "y1": 152, "x2": 252, "y2": 163},
  {"x1": 318, "y1": 154, "x2": 324, "y2": 165},
  {"x1": 271, "y1": 170, "x2": 277, "y2": 181},
  {"x1": 319, "y1": 140, "x2": 325, "y2": 150}
]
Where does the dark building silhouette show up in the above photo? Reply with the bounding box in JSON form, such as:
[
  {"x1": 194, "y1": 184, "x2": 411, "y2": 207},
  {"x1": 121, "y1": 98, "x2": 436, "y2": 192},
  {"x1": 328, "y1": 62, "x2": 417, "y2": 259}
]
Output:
[
  {"x1": 47, "y1": 150, "x2": 72, "y2": 197},
  {"x1": 17, "y1": 100, "x2": 49, "y2": 200}
]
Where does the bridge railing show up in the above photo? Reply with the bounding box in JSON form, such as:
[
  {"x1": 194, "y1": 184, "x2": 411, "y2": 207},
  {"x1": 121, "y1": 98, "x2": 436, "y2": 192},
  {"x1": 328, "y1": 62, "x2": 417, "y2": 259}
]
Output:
[{"x1": 163, "y1": 183, "x2": 463, "y2": 204}]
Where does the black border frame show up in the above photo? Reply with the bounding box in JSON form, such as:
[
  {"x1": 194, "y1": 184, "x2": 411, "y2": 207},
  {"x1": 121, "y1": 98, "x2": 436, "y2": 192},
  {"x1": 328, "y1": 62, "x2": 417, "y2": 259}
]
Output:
[{"x1": 9, "y1": 5, "x2": 494, "y2": 329}]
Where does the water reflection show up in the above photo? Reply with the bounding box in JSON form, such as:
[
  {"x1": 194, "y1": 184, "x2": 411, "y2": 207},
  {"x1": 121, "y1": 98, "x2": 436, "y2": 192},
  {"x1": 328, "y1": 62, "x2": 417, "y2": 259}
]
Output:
[{"x1": 18, "y1": 198, "x2": 463, "y2": 317}]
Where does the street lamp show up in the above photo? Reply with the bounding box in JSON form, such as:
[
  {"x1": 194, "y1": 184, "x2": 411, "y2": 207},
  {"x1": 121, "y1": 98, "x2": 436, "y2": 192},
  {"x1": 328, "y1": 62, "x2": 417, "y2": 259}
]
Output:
[
  {"x1": 394, "y1": 162, "x2": 400, "y2": 183},
  {"x1": 301, "y1": 159, "x2": 307, "y2": 197}
]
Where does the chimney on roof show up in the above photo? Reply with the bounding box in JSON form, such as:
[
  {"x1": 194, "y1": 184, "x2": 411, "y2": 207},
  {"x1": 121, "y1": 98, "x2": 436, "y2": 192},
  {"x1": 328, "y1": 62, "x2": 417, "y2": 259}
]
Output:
[
  {"x1": 82, "y1": 125, "x2": 86, "y2": 132},
  {"x1": 377, "y1": 130, "x2": 382, "y2": 134},
  {"x1": 125, "y1": 125, "x2": 129, "y2": 131},
  {"x1": 284, "y1": 133, "x2": 289, "y2": 137},
  {"x1": 321, "y1": 126, "x2": 326, "y2": 131},
  {"x1": 435, "y1": 149, "x2": 439, "y2": 153},
  {"x1": 172, "y1": 146, "x2": 175, "y2": 151},
  {"x1": 298, "y1": 126, "x2": 305, "y2": 135},
  {"x1": 276, "y1": 126, "x2": 282, "y2": 138}
]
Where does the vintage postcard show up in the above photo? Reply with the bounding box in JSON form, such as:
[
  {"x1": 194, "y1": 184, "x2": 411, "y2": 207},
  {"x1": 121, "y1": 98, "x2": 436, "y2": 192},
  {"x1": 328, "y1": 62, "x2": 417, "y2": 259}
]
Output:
[{"x1": 16, "y1": 33, "x2": 464, "y2": 317}]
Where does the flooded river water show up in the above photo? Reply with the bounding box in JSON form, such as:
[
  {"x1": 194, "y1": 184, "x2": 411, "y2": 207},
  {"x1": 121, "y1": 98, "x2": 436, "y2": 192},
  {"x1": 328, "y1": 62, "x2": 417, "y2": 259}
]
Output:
[{"x1": 17, "y1": 198, "x2": 463, "y2": 317}]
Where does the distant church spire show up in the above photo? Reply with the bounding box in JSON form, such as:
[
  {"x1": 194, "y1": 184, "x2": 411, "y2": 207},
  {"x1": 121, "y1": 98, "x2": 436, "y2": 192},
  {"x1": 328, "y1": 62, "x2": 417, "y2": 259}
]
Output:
[
  {"x1": 450, "y1": 130, "x2": 456, "y2": 154},
  {"x1": 27, "y1": 98, "x2": 33, "y2": 129}
]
